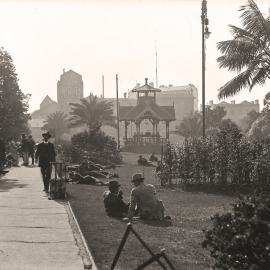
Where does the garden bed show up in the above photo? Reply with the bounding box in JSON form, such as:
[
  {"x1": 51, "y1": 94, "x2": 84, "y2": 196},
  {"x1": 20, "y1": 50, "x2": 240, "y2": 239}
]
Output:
[{"x1": 67, "y1": 154, "x2": 233, "y2": 270}]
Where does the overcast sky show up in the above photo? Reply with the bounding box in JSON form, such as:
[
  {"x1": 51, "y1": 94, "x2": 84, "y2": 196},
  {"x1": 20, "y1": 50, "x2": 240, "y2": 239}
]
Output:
[{"x1": 1, "y1": 0, "x2": 270, "y2": 112}]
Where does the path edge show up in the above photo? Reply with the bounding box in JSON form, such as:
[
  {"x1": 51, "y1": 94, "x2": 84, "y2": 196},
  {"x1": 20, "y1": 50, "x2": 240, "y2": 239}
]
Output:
[{"x1": 66, "y1": 201, "x2": 98, "y2": 270}]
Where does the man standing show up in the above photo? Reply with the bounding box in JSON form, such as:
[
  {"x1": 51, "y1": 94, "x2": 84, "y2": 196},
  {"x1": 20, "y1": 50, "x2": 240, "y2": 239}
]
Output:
[
  {"x1": 35, "y1": 132, "x2": 56, "y2": 193},
  {"x1": 28, "y1": 135, "x2": 35, "y2": 165},
  {"x1": 128, "y1": 173, "x2": 164, "y2": 220},
  {"x1": 21, "y1": 134, "x2": 29, "y2": 166}
]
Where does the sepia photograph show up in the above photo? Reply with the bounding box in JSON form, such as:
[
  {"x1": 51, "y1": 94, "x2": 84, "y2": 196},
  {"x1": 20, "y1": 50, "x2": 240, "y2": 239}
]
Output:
[{"x1": 0, "y1": 0, "x2": 270, "y2": 269}]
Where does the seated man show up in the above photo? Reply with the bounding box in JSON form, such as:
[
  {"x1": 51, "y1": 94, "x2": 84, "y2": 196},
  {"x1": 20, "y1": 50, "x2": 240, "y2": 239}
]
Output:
[
  {"x1": 128, "y1": 173, "x2": 164, "y2": 220},
  {"x1": 103, "y1": 180, "x2": 128, "y2": 218}
]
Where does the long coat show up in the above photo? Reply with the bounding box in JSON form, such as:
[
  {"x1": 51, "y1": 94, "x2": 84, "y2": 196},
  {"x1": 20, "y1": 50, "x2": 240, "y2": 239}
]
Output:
[{"x1": 35, "y1": 142, "x2": 56, "y2": 167}]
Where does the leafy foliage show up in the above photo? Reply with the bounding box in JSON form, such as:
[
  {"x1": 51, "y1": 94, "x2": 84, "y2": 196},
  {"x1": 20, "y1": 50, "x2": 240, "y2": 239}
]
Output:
[
  {"x1": 71, "y1": 130, "x2": 122, "y2": 165},
  {"x1": 0, "y1": 47, "x2": 30, "y2": 140},
  {"x1": 217, "y1": 0, "x2": 270, "y2": 98},
  {"x1": 42, "y1": 111, "x2": 69, "y2": 143},
  {"x1": 69, "y1": 94, "x2": 115, "y2": 133},
  {"x1": 175, "y1": 107, "x2": 227, "y2": 138},
  {"x1": 158, "y1": 125, "x2": 270, "y2": 187},
  {"x1": 203, "y1": 190, "x2": 270, "y2": 269},
  {"x1": 239, "y1": 110, "x2": 260, "y2": 132}
]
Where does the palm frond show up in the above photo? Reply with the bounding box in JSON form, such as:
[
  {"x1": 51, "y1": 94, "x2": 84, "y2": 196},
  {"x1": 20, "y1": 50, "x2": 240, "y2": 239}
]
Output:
[
  {"x1": 218, "y1": 68, "x2": 255, "y2": 99},
  {"x1": 249, "y1": 68, "x2": 270, "y2": 90},
  {"x1": 240, "y1": 0, "x2": 270, "y2": 38}
]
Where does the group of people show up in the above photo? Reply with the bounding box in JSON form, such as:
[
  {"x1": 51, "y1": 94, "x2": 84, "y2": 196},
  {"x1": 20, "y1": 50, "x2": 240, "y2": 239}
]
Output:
[
  {"x1": 0, "y1": 134, "x2": 35, "y2": 173},
  {"x1": 103, "y1": 173, "x2": 167, "y2": 221},
  {"x1": 20, "y1": 134, "x2": 36, "y2": 166}
]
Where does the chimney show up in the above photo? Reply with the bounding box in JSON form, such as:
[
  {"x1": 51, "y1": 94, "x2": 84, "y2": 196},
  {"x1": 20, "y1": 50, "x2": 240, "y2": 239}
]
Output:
[
  {"x1": 231, "y1": 100, "x2": 235, "y2": 104},
  {"x1": 145, "y1": 78, "x2": 148, "y2": 84},
  {"x1": 209, "y1": 100, "x2": 213, "y2": 106},
  {"x1": 124, "y1": 92, "x2": 127, "y2": 99},
  {"x1": 254, "y1": 99, "x2": 259, "y2": 104}
]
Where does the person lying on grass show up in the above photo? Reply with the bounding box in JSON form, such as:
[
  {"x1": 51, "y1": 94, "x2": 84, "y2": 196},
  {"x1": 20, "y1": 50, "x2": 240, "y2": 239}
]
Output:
[
  {"x1": 69, "y1": 171, "x2": 108, "y2": 186},
  {"x1": 127, "y1": 173, "x2": 165, "y2": 221},
  {"x1": 103, "y1": 180, "x2": 129, "y2": 218},
  {"x1": 78, "y1": 161, "x2": 118, "y2": 179}
]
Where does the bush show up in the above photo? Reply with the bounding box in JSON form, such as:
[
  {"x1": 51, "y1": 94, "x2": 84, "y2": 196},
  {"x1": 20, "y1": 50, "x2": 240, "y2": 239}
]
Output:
[
  {"x1": 71, "y1": 130, "x2": 122, "y2": 165},
  {"x1": 202, "y1": 189, "x2": 270, "y2": 269},
  {"x1": 158, "y1": 127, "x2": 270, "y2": 187}
]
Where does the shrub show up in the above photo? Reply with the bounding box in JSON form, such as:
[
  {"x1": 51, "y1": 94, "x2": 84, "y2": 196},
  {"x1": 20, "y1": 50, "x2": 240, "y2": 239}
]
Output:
[
  {"x1": 202, "y1": 189, "x2": 270, "y2": 269},
  {"x1": 71, "y1": 130, "x2": 122, "y2": 165}
]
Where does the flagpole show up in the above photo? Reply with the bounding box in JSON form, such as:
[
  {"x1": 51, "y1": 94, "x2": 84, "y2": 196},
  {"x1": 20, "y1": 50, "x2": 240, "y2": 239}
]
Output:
[{"x1": 116, "y1": 74, "x2": 120, "y2": 150}]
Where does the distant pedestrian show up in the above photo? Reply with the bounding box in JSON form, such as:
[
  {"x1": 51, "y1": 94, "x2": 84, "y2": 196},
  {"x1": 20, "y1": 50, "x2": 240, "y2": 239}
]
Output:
[
  {"x1": 28, "y1": 135, "x2": 35, "y2": 165},
  {"x1": 35, "y1": 132, "x2": 56, "y2": 193},
  {"x1": 0, "y1": 138, "x2": 6, "y2": 172},
  {"x1": 21, "y1": 134, "x2": 29, "y2": 166},
  {"x1": 6, "y1": 137, "x2": 19, "y2": 166}
]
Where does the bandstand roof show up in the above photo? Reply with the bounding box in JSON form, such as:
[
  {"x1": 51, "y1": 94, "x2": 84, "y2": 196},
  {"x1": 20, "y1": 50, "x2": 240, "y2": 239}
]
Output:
[
  {"x1": 132, "y1": 78, "x2": 161, "y2": 93},
  {"x1": 119, "y1": 102, "x2": 175, "y2": 121}
]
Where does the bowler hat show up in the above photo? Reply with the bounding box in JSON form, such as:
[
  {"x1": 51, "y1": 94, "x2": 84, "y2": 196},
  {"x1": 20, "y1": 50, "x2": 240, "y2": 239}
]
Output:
[
  {"x1": 42, "y1": 131, "x2": 51, "y2": 138},
  {"x1": 108, "y1": 180, "x2": 120, "y2": 189},
  {"x1": 131, "y1": 173, "x2": 144, "y2": 182}
]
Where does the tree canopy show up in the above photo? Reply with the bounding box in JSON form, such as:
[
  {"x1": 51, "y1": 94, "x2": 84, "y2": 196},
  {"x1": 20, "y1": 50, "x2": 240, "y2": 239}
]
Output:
[
  {"x1": 217, "y1": 0, "x2": 270, "y2": 99},
  {"x1": 69, "y1": 95, "x2": 115, "y2": 133},
  {"x1": 176, "y1": 107, "x2": 227, "y2": 138},
  {"x1": 0, "y1": 47, "x2": 30, "y2": 140},
  {"x1": 42, "y1": 111, "x2": 69, "y2": 143}
]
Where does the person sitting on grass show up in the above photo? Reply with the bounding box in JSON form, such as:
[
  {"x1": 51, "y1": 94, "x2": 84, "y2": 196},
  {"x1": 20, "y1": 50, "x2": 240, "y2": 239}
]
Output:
[
  {"x1": 137, "y1": 155, "x2": 155, "y2": 167},
  {"x1": 103, "y1": 180, "x2": 128, "y2": 218},
  {"x1": 128, "y1": 173, "x2": 165, "y2": 221},
  {"x1": 69, "y1": 171, "x2": 108, "y2": 186}
]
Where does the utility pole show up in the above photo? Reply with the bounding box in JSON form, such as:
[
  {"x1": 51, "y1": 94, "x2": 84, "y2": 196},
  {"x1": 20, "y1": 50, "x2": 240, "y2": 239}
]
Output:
[
  {"x1": 201, "y1": 0, "x2": 210, "y2": 137},
  {"x1": 102, "y1": 75, "x2": 104, "y2": 98},
  {"x1": 155, "y1": 42, "x2": 158, "y2": 88},
  {"x1": 116, "y1": 74, "x2": 120, "y2": 150}
]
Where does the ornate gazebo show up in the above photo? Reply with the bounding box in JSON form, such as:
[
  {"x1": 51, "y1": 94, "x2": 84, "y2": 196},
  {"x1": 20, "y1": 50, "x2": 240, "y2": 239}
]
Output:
[{"x1": 119, "y1": 78, "x2": 175, "y2": 147}]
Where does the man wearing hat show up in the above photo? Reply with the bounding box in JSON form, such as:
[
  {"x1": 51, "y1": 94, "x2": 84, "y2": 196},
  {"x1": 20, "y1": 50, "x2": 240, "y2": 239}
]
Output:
[
  {"x1": 128, "y1": 173, "x2": 164, "y2": 220},
  {"x1": 35, "y1": 132, "x2": 56, "y2": 192},
  {"x1": 103, "y1": 180, "x2": 128, "y2": 218}
]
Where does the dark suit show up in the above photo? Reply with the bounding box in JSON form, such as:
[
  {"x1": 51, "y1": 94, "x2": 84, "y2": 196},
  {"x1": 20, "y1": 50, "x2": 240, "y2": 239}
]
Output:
[{"x1": 35, "y1": 142, "x2": 56, "y2": 191}]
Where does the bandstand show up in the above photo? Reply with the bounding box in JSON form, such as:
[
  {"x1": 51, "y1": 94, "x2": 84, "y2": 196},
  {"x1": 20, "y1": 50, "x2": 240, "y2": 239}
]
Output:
[{"x1": 119, "y1": 78, "x2": 175, "y2": 148}]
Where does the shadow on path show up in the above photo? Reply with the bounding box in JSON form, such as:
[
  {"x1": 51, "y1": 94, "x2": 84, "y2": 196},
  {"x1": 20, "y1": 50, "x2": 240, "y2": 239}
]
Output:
[{"x1": 0, "y1": 178, "x2": 28, "y2": 192}]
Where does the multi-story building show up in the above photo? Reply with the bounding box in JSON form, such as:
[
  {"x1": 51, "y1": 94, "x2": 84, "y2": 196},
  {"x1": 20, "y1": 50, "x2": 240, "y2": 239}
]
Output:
[
  {"x1": 208, "y1": 100, "x2": 260, "y2": 126},
  {"x1": 57, "y1": 69, "x2": 83, "y2": 112}
]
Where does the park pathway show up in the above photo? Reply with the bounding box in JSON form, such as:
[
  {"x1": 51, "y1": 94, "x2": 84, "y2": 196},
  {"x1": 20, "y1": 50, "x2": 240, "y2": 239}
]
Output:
[{"x1": 0, "y1": 165, "x2": 85, "y2": 270}]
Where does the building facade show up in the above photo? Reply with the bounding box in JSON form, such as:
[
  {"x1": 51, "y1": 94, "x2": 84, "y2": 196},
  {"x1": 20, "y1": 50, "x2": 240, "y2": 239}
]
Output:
[
  {"x1": 209, "y1": 100, "x2": 260, "y2": 126},
  {"x1": 57, "y1": 69, "x2": 84, "y2": 112}
]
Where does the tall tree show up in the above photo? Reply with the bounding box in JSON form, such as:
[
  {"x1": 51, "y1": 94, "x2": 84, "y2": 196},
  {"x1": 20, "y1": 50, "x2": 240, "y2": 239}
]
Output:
[
  {"x1": 175, "y1": 107, "x2": 227, "y2": 138},
  {"x1": 42, "y1": 111, "x2": 69, "y2": 143},
  {"x1": 239, "y1": 110, "x2": 260, "y2": 132},
  {"x1": 0, "y1": 47, "x2": 30, "y2": 140},
  {"x1": 175, "y1": 112, "x2": 202, "y2": 138},
  {"x1": 205, "y1": 106, "x2": 227, "y2": 128},
  {"x1": 217, "y1": 0, "x2": 270, "y2": 99},
  {"x1": 69, "y1": 95, "x2": 115, "y2": 133}
]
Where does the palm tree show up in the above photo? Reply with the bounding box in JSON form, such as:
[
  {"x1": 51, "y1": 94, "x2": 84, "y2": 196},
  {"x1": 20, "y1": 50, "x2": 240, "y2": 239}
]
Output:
[
  {"x1": 42, "y1": 111, "x2": 69, "y2": 143},
  {"x1": 217, "y1": 0, "x2": 270, "y2": 99},
  {"x1": 69, "y1": 95, "x2": 115, "y2": 133}
]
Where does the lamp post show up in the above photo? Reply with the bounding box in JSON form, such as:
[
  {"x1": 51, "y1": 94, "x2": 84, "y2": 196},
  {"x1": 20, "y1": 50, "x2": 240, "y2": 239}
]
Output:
[{"x1": 201, "y1": 0, "x2": 211, "y2": 137}]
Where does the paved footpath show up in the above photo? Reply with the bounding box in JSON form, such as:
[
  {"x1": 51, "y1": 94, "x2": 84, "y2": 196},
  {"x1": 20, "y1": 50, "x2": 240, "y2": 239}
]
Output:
[{"x1": 0, "y1": 165, "x2": 85, "y2": 270}]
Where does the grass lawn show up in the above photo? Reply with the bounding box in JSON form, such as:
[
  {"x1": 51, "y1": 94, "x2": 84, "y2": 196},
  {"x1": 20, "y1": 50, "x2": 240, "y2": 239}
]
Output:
[{"x1": 67, "y1": 152, "x2": 234, "y2": 270}]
